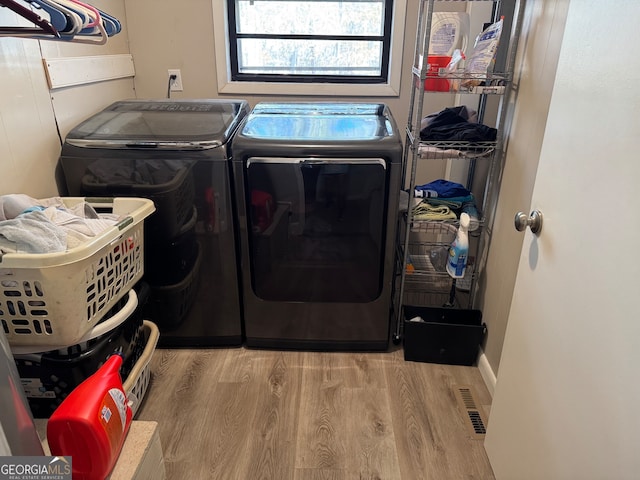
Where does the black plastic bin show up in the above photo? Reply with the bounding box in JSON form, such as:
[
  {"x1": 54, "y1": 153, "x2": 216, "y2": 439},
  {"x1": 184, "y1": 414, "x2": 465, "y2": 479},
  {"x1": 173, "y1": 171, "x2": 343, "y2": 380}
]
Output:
[
  {"x1": 144, "y1": 205, "x2": 198, "y2": 285},
  {"x1": 80, "y1": 159, "x2": 195, "y2": 242},
  {"x1": 143, "y1": 242, "x2": 202, "y2": 329},
  {"x1": 403, "y1": 305, "x2": 486, "y2": 366},
  {"x1": 14, "y1": 283, "x2": 150, "y2": 418}
]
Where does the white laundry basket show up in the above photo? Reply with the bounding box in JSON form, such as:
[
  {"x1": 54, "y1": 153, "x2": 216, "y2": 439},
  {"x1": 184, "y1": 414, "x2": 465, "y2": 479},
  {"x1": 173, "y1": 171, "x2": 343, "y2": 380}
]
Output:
[
  {"x1": 0, "y1": 197, "x2": 155, "y2": 347},
  {"x1": 123, "y1": 319, "x2": 159, "y2": 417}
]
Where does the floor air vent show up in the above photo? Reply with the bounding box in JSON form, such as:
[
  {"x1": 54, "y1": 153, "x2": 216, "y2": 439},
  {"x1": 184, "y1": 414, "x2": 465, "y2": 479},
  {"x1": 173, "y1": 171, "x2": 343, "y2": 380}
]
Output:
[{"x1": 454, "y1": 385, "x2": 488, "y2": 438}]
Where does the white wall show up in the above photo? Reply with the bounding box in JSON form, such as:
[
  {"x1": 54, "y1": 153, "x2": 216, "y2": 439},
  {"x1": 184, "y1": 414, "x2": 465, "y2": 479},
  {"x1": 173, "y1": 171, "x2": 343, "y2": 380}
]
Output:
[{"x1": 0, "y1": 31, "x2": 60, "y2": 198}]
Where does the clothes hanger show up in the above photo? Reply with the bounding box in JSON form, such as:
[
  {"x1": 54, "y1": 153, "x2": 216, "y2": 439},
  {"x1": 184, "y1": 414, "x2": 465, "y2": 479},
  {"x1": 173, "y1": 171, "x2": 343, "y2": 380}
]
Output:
[
  {"x1": 0, "y1": 0, "x2": 60, "y2": 37},
  {"x1": 4, "y1": 12, "x2": 108, "y2": 44},
  {"x1": 60, "y1": 0, "x2": 119, "y2": 35},
  {"x1": 30, "y1": 0, "x2": 111, "y2": 44},
  {"x1": 0, "y1": 0, "x2": 115, "y2": 43},
  {"x1": 54, "y1": 0, "x2": 92, "y2": 30},
  {"x1": 51, "y1": 0, "x2": 119, "y2": 38},
  {"x1": 68, "y1": 0, "x2": 99, "y2": 29},
  {"x1": 96, "y1": 8, "x2": 120, "y2": 36},
  {"x1": 25, "y1": 0, "x2": 83, "y2": 35},
  {"x1": 44, "y1": 16, "x2": 107, "y2": 44},
  {"x1": 72, "y1": 18, "x2": 107, "y2": 44},
  {"x1": 44, "y1": 0, "x2": 114, "y2": 42}
]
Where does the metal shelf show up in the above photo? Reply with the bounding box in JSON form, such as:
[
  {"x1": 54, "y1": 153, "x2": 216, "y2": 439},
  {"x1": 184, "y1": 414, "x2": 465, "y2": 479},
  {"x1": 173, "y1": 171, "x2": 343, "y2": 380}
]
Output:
[
  {"x1": 412, "y1": 66, "x2": 511, "y2": 95},
  {"x1": 393, "y1": 0, "x2": 527, "y2": 343},
  {"x1": 412, "y1": 139, "x2": 497, "y2": 152}
]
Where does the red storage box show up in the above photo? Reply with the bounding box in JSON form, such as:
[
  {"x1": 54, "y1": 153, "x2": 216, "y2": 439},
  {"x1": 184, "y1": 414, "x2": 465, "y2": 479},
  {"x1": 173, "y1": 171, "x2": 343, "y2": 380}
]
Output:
[{"x1": 425, "y1": 55, "x2": 452, "y2": 92}]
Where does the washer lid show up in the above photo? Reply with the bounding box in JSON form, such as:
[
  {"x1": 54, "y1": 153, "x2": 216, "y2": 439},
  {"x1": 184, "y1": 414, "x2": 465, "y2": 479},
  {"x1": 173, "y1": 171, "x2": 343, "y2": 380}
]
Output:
[
  {"x1": 239, "y1": 103, "x2": 397, "y2": 141},
  {"x1": 65, "y1": 100, "x2": 249, "y2": 149}
]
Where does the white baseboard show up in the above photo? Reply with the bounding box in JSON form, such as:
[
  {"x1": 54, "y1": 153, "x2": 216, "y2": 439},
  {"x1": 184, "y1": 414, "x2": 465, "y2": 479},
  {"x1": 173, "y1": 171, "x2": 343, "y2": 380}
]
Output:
[{"x1": 478, "y1": 349, "x2": 496, "y2": 398}]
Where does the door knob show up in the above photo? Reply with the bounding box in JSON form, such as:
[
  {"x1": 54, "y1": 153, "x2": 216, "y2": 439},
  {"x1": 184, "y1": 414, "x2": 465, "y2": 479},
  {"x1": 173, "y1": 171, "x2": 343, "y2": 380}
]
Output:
[{"x1": 514, "y1": 210, "x2": 543, "y2": 234}]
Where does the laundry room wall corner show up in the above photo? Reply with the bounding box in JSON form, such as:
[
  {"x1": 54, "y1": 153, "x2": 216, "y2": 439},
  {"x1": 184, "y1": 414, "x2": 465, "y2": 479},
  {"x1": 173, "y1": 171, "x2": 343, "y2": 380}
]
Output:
[{"x1": 0, "y1": 0, "x2": 134, "y2": 198}]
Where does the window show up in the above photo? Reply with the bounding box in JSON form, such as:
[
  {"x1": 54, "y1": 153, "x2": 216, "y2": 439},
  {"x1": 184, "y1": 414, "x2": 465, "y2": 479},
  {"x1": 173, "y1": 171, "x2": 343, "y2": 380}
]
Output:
[
  {"x1": 227, "y1": 0, "x2": 392, "y2": 83},
  {"x1": 212, "y1": 0, "x2": 407, "y2": 96}
]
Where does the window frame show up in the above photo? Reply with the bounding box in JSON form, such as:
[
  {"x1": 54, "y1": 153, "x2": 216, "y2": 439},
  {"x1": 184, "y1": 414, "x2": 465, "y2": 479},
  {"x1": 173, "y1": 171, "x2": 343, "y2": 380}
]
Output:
[{"x1": 212, "y1": 0, "x2": 407, "y2": 96}]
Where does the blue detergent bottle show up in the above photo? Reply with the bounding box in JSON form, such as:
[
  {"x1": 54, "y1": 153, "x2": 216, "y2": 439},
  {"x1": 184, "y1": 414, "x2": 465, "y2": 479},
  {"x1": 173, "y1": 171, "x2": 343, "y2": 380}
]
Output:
[{"x1": 446, "y1": 212, "x2": 470, "y2": 278}]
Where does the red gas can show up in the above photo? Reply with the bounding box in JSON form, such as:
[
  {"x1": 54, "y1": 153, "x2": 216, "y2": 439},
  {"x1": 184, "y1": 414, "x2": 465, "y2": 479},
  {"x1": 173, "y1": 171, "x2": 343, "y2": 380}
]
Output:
[{"x1": 47, "y1": 354, "x2": 133, "y2": 480}]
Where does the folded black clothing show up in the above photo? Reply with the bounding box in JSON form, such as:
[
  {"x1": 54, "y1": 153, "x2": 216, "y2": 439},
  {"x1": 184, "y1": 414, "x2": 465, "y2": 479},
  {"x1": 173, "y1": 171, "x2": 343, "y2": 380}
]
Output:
[
  {"x1": 421, "y1": 106, "x2": 476, "y2": 130},
  {"x1": 420, "y1": 106, "x2": 497, "y2": 143},
  {"x1": 421, "y1": 122, "x2": 497, "y2": 142}
]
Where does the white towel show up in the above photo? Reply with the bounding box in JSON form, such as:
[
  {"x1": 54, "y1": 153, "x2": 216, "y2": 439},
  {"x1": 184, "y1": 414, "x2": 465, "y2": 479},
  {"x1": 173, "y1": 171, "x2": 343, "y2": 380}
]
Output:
[
  {"x1": 0, "y1": 200, "x2": 119, "y2": 254},
  {"x1": 418, "y1": 144, "x2": 495, "y2": 160},
  {"x1": 0, "y1": 210, "x2": 67, "y2": 253},
  {"x1": 42, "y1": 206, "x2": 118, "y2": 249},
  {"x1": 0, "y1": 194, "x2": 65, "y2": 221}
]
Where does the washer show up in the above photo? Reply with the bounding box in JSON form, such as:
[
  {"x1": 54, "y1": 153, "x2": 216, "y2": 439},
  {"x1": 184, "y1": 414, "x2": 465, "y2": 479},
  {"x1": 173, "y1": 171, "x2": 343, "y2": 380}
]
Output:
[{"x1": 58, "y1": 99, "x2": 249, "y2": 347}]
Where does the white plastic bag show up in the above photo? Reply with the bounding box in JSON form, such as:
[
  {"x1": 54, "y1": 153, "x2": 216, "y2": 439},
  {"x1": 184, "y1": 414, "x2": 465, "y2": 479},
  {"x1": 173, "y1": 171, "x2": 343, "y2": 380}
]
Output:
[{"x1": 462, "y1": 17, "x2": 504, "y2": 88}]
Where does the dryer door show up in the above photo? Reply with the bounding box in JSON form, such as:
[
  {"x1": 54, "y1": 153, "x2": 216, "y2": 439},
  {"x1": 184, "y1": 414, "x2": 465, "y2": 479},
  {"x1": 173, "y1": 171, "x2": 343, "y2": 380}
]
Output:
[{"x1": 245, "y1": 157, "x2": 388, "y2": 303}]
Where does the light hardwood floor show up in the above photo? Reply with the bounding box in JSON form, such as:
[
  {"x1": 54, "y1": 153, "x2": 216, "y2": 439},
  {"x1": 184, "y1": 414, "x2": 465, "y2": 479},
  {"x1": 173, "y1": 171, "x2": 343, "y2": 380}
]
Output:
[{"x1": 137, "y1": 346, "x2": 494, "y2": 480}]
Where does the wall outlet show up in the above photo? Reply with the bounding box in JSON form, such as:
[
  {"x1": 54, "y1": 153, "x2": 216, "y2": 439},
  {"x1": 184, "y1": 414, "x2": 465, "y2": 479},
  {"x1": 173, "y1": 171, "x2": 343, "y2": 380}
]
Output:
[{"x1": 168, "y1": 69, "x2": 183, "y2": 91}]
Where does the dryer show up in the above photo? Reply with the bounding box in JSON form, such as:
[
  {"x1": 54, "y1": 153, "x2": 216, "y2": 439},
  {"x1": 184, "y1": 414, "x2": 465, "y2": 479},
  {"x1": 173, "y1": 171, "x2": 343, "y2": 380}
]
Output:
[{"x1": 231, "y1": 102, "x2": 402, "y2": 350}]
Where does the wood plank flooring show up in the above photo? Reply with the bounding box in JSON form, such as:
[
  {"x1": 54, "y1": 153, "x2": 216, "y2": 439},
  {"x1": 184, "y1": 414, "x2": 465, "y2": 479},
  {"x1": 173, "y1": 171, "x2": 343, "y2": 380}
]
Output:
[{"x1": 137, "y1": 346, "x2": 494, "y2": 480}]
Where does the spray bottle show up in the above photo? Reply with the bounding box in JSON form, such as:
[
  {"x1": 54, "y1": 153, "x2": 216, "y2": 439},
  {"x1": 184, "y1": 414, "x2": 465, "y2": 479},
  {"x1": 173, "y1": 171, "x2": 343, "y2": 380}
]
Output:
[
  {"x1": 47, "y1": 354, "x2": 133, "y2": 480},
  {"x1": 446, "y1": 212, "x2": 470, "y2": 278}
]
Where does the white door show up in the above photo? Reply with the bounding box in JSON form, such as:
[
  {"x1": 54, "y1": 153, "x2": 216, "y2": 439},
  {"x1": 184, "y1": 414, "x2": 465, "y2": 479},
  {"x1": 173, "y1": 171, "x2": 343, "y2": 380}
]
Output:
[{"x1": 484, "y1": 1, "x2": 640, "y2": 479}]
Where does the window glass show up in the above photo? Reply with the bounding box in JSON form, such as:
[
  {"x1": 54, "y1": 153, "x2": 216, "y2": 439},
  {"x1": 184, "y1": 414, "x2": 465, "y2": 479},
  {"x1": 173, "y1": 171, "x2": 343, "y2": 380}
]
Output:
[
  {"x1": 228, "y1": 0, "x2": 392, "y2": 83},
  {"x1": 235, "y1": 0, "x2": 384, "y2": 36}
]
